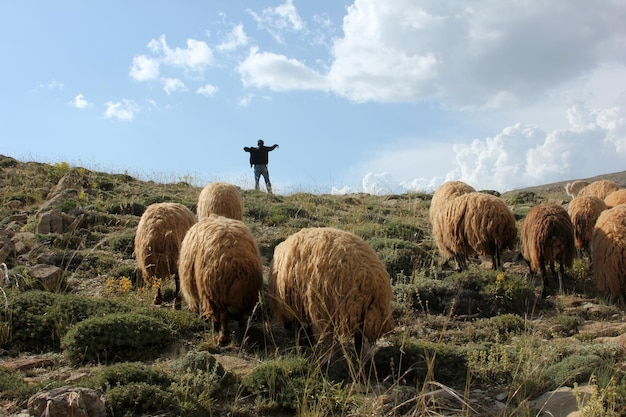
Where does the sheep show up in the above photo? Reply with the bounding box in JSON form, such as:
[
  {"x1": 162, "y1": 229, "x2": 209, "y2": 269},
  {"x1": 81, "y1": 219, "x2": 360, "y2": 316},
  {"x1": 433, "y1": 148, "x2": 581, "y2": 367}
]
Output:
[
  {"x1": 134, "y1": 202, "x2": 197, "y2": 308},
  {"x1": 604, "y1": 189, "x2": 626, "y2": 208},
  {"x1": 577, "y1": 179, "x2": 620, "y2": 200},
  {"x1": 440, "y1": 192, "x2": 518, "y2": 271},
  {"x1": 564, "y1": 180, "x2": 590, "y2": 199},
  {"x1": 591, "y1": 204, "x2": 626, "y2": 305},
  {"x1": 520, "y1": 204, "x2": 576, "y2": 297},
  {"x1": 429, "y1": 181, "x2": 476, "y2": 269},
  {"x1": 269, "y1": 227, "x2": 393, "y2": 355},
  {"x1": 178, "y1": 214, "x2": 263, "y2": 345},
  {"x1": 567, "y1": 196, "x2": 607, "y2": 258},
  {"x1": 197, "y1": 181, "x2": 243, "y2": 220}
]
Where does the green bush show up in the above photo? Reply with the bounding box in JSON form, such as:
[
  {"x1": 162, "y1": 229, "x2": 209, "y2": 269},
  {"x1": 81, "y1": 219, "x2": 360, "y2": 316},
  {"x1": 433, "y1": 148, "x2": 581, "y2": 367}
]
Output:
[
  {"x1": 8, "y1": 291, "x2": 129, "y2": 352},
  {"x1": 241, "y1": 355, "x2": 322, "y2": 411},
  {"x1": 168, "y1": 351, "x2": 228, "y2": 410},
  {"x1": 369, "y1": 238, "x2": 428, "y2": 278},
  {"x1": 105, "y1": 382, "x2": 180, "y2": 417},
  {"x1": 543, "y1": 354, "x2": 606, "y2": 387},
  {"x1": 61, "y1": 312, "x2": 175, "y2": 364},
  {"x1": 87, "y1": 362, "x2": 173, "y2": 392},
  {"x1": 379, "y1": 221, "x2": 424, "y2": 242},
  {"x1": 374, "y1": 340, "x2": 468, "y2": 386}
]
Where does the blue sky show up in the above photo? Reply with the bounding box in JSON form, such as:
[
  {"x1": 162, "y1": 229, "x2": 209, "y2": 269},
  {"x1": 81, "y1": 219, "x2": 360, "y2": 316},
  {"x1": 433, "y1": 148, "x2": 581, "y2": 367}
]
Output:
[{"x1": 1, "y1": 1, "x2": 626, "y2": 195}]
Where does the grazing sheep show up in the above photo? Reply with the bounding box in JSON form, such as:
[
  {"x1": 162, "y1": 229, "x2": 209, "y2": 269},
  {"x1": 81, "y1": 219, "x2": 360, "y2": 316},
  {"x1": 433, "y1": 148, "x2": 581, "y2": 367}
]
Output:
[
  {"x1": 269, "y1": 227, "x2": 393, "y2": 355},
  {"x1": 179, "y1": 215, "x2": 263, "y2": 345},
  {"x1": 567, "y1": 196, "x2": 607, "y2": 258},
  {"x1": 604, "y1": 189, "x2": 626, "y2": 208},
  {"x1": 441, "y1": 192, "x2": 517, "y2": 271},
  {"x1": 577, "y1": 180, "x2": 620, "y2": 200},
  {"x1": 591, "y1": 205, "x2": 626, "y2": 305},
  {"x1": 520, "y1": 204, "x2": 576, "y2": 297},
  {"x1": 197, "y1": 181, "x2": 243, "y2": 220},
  {"x1": 134, "y1": 202, "x2": 197, "y2": 308},
  {"x1": 429, "y1": 181, "x2": 476, "y2": 269},
  {"x1": 564, "y1": 180, "x2": 590, "y2": 199}
]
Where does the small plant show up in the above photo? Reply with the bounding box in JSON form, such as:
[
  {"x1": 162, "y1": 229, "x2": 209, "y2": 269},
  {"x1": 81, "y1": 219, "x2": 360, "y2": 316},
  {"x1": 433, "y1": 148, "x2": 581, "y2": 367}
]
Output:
[
  {"x1": 62, "y1": 312, "x2": 175, "y2": 364},
  {"x1": 105, "y1": 382, "x2": 181, "y2": 417},
  {"x1": 86, "y1": 362, "x2": 173, "y2": 392},
  {"x1": 105, "y1": 276, "x2": 134, "y2": 296}
]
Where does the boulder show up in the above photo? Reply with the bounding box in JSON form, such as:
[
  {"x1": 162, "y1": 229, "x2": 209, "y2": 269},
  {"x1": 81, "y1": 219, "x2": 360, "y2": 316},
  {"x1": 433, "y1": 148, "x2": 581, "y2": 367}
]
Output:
[
  {"x1": 37, "y1": 210, "x2": 72, "y2": 234},
  {"x1": 27, "y1": 386, "x2": 105, "y2": 417},
  {"x1": 29, "y1": 264, "x2": 64, "y2": 290}
]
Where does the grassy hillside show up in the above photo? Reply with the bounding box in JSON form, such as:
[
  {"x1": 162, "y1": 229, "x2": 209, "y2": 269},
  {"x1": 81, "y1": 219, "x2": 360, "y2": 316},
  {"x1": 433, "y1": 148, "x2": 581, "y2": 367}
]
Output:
[{"x1": 1, "y1": 154, "x2": 625, "y2": 417}]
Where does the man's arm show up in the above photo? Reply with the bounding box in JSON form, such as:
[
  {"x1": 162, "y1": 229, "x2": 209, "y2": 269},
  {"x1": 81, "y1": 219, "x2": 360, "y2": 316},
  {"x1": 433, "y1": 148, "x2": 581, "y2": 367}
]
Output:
[{"x1": 270, "y1": 144, "x2": 279, "y2": 151}]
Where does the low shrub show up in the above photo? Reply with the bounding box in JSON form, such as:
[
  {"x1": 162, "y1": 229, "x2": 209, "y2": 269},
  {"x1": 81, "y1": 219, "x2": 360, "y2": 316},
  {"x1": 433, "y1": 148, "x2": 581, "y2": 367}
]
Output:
[
  {"x1": 7, "y1": 291, "x2": 128, "y2": 352},
  {"x1": 240, "y1": 355, "x2": 322, "y2": 411},
  {"x1": 105, "y1": 382, "x2": 180, "y2": 417},
  {"x1": 61, "y1": 312, "x2": 175, "y2": 364},
  {"x1": 374, "y1": 340, "x2": 468, "y2": 386},
  {"x1": 86, "y1": 362, "x2": 173, "y2": 392}
]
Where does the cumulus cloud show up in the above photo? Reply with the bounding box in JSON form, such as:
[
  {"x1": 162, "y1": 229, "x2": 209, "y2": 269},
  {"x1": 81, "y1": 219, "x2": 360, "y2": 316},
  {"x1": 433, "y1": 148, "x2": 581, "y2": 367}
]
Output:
[
  {"x1": 238, "y1": 47, "x2": 327, "y2": 91},
  {"x1": 162, "y1": 78, "x2": 187, "y2": 95},
  {"x1": 217, "y1": 23, "x2": 249, "y2": 51},
  {"x1": 68, "y1": 93, "x2": 92, "y2": 109},
  {"x1": 130, "y1": 35, "x2": 213, "y2": 85},
  {"x1": 352, "y1": 105, "x2": 626, "y2": 195},
  {"x1": 148, "y1": 35, "x2": 213, "y2": 74},
  {"x1": 197, "y1": 84, "x2": 219, "y2": 96},
  {"x1": 129, "y1": 55, "x2": 160, "y2": 81},
  {"x1": 104, "y1": 99, "x2": 140, "y2": 121},
  {"x1": 239, "y1": 0, "x2": 626, "y2": 107},
  {"x1": 248, "y1": 0, "x2": 305, "y2": 43}
]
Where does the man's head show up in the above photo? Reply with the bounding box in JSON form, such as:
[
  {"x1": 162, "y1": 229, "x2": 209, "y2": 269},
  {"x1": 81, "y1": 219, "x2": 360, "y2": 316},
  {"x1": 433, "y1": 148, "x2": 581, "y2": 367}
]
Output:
[{"x1": 258, "y1": 139, "x2": 264, "y2": 146}]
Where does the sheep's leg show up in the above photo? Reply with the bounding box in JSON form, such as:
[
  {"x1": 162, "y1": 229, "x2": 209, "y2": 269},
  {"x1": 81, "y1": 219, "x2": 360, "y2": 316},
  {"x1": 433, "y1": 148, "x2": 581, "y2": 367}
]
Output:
[
  {"x1": 557, "y1": 263, "x2": 565, "y2": 295},
  {"x1": 217, "y1": 312, "x2": 231, "y2": 345},
  {"x1": 354, "y1": 331, "x2": 364, "y2": 359},
  {"x1": 173, "y1": 274, "x2": 181, "y2": 310},
  {"x1": 540, "y1": 263, "x2": 548, "y2": 298}
]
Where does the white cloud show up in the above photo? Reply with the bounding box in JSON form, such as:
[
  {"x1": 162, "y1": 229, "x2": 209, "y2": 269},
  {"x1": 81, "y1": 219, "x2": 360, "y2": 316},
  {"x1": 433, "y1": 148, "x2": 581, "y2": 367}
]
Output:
[
  {"x1": 104, "y1": 99, "x2": 140, "y2": 121},
  {"x1": 147, "y1": 35, "x2": 213, "y2": 74},
  {"x1": 248, "y1": 0, "x2": 305, "y2": 43},
  {"x1": 38, "y1": 79, "x2": 64, "y2": 90},
  {"x1": 238, "y1": 93, "x2": 254, "y2": 107},
  {"x1": 197, "y1": 84, "x2": 219, "y2": 96},
  {"x1": 68, "y1": 93, "x2": 92, "y2": 109},
  {"x1": 217, "y1": 24, "x2": 249, "y2": 51},
  {"x1": 239, "y1": 0, "x2": 626, "y2": 107},
  {"x1": 355, "y1": 105, "x2": 626, "y2": 194},
  {"x1": 238, "y1": 47, "x2": 327, "y2": 91},
  {"x1": 129, "y1": 55, "x2": 160, "y2": 82},
  {"x1": 162, "y1": 78, "x2": 187, "y2": 95}
]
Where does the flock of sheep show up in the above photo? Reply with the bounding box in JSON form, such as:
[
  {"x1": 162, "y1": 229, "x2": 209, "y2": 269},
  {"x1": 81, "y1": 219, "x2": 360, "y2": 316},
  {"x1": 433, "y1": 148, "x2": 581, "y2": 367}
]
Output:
[
  {"x1": 431, "y1": 178, "x2": 626, "y2": 302},
  {"x1": 134, "y1": 181, "x2": 392, "y2": 350},
  {"x1": 133, "y1": 178, "x2": 626, "y2": 351}
]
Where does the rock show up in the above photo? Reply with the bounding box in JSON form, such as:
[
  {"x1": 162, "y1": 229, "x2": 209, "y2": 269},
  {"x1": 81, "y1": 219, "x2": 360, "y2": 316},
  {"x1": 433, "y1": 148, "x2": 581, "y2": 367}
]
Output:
[
  {"x1": 530, "y1": 385, "x2": 594, "y2": 417},
  {"x1": 596, "y1": 332, "x2": 626, "y2": 349},
  {"x1": 11, "y1": 232, "x2": 37, "y2": 256},
  {"x1": 27, "y1": 386, "x2": 105, "y2": 417},
  {"x1": 0, "y1": 231, "x2": 13, "y2": 264},
  {"x1": 1, "y1": 357, "x2": 55, "y2": 371},
  {"x1": 29, "y1": 264, "x2": 64, "y2": 290},
  {"x1": 496, "y1": 392, "x2": 507, "y2": 401},
  {"x1": 37, "y1": 210, "x2": 72, "y2": 234}
]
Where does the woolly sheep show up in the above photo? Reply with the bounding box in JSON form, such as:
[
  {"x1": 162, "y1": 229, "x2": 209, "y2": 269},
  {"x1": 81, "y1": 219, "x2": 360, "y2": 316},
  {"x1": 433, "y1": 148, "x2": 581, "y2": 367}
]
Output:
[
  {"x1": 269, "y1": 227, "x2": 393, "y2": 354},
  {"x1": 179, "y1": 214, "x2": 263, "y2": 345},
  {"x1": 577, "y1": 179, "x2": 620, "y2": 200},
  {"x1": 439, "y1": 192, "x2": 517, "y2": 271},
  {"x1": 591, "y1": 204, "x2": 626, "y2": 305},
  {"x1": 567, "y1": 196, "x2": 607, "y2": 257},
  {"x1": 197, "y1": 181, "x2": 243, "y2": 220},
  {"x1": 520, "y1": 204, "x2": 575, "y2": 297},
  {"x1": 564, "y1": 180, "x2": 590, "y2": 200},
  {"x1": 604, "y1": 189, "x2": 626, "y2": 208},
  {"x1": 429, "y1": 181, "x2": 476, "y2": 269},
  {"x1": 134, "y1": 202, "x2": 197, "y2": 308}
]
